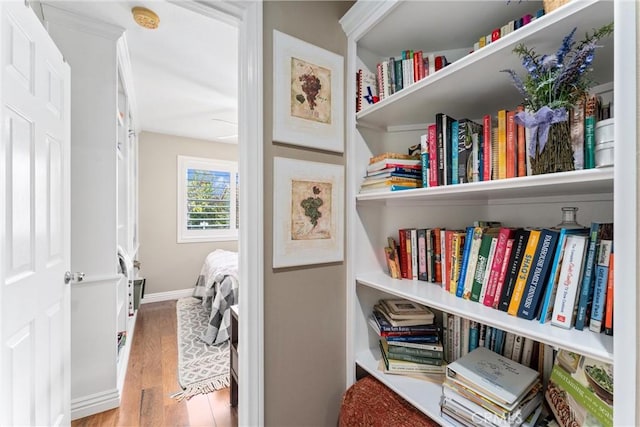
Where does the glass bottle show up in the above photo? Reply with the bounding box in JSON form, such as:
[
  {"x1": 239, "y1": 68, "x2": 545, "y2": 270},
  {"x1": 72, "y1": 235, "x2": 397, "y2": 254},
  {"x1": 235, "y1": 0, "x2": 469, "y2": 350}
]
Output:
[{"x1": 556, "y1": 207, "x2": 585, "y2": 229}]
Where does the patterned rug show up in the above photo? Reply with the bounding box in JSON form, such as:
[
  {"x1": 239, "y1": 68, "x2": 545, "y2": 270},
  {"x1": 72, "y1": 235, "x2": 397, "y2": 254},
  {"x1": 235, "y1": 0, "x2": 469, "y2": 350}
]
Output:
[{"x1": 172, "y1": 297, "x2": 229, "y2": 401}]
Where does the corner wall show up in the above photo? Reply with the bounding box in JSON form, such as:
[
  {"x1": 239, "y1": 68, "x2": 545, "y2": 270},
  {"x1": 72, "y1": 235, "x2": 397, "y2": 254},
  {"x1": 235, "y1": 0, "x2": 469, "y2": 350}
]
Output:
[
  {"x1": 138, "y1": 131, "x2": 238, "y2": 295},
  {"x1": 263, "y1": 2, "x2": 353, "y2": 425}
]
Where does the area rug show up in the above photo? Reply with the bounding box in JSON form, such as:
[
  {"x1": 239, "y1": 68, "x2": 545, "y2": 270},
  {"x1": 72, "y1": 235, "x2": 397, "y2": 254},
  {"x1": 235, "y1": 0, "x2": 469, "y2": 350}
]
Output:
[{"x1": 172, "y1": 296, "x2": 230, "y2": 401}]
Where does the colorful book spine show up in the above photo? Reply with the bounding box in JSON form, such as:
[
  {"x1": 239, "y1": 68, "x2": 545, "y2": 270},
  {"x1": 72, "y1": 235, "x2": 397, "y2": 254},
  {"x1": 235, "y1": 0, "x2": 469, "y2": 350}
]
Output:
[
  {"x1": 551, "y1": 234, "x2": 589, "y2": 328},
  {"x1": 455, "y1": 227, "x2": 476, "y2": 298},
  {"x1": 516, "y1": 105, "x2": 526, "y2": 177},
  {"x1": 508, "y1": 229, "x2": 541, "y2": 315},
  {"x1": 498, "y1": 229, "x2": 530, "y2": 311},
  {"x1": 398, "y1": 229, "x2": 409, "y2": 279},
  {"x1": 493, "y1": 239, "x2": 514, "y2": 310},
  {"x1": 450, "y1": 231, "x2": 464, "y2": 295},
  {"x1": 417, "y1": 228, "x2": 428, "y2": 281},
  {"x1": 433, "y1": 227, "x2": 442, "y2": 284},
  {"x1": 575, "y1": 223, "x2": 612, "y2": 330},
  {"x1": 497, "y1": 109, "x2": 507, "y2": 179},
  {"x1": 428, "y1": 124, "x2": 439, "y2": 187},
  {"x1": 420, "y1": 133, "x2": 429, "y2": 188},
  {"x1": 482, "y1": 114, "x2": 492, "y2": 181},
  {"x1": 444, "y1": 230, "x2": 454, "y2": 292},
  {"x1": 517, "y1": 229, "x2": 560, "y2": 320},
  {"x1": 470, "y1": 234, "x2": 494, "y2": 302},
  {"x1": 584, "y1": 95, "x2": 598, "y2": 169},
  {"x1": 478, "y1": 237, "x2": 498, "y2": 304},
  {"x1": 451, "y1": 120, "x2": 459, "y2": 185},
  {"x1": 461, "y1": 227, "x2": 484, "y2": 299},
  {"x1": 506, "y1": 110, "x2": 516, "y2": 178},
  {"x1": 435, "y1": 113, "x2": 445, "y2": 186},
  {"x1": 570, "y1": 99, "x2": 585, "y2": 170},
  {"x1": 426, "y1": 229, "x2": 434, "y2": 282},
  {"x1": 483, "y1": 227, "x2": 514, "y2": 307},
  {"x1": 589, "y1": 239, "x2": 613, "y2": 333},
  {"x1": 411, "y1": 228, "x2": 418, "y2": 280},
  {"x1": 604, "y1": 252, "x2": 614, "y2": 335}
]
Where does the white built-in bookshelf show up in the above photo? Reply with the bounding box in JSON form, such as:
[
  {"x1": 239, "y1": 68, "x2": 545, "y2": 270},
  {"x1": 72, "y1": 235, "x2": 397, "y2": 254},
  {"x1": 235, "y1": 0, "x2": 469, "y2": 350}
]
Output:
[{"x1": 341, "y1": 1, "x2": 636, "y2": 425}]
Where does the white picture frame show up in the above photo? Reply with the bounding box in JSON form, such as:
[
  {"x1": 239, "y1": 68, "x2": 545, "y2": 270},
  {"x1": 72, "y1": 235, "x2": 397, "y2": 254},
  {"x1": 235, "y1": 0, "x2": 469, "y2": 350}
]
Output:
[
  {"x1": 273, "y1": 157, "x2": 344, "y2": 268},
  {"x1": 273, "y1": 30, "x2": 344, "y2": 153}
]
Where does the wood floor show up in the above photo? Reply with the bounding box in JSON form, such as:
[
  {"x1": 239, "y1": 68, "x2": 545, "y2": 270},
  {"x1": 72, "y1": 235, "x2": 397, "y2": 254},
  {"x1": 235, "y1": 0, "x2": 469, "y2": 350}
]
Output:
[{"x1": 72, "y1": 300, "x2": 238, "y2": 427}]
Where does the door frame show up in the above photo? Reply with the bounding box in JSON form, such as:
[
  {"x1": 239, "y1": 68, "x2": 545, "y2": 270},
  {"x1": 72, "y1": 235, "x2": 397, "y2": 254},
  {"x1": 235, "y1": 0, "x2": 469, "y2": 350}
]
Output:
[{"x1": 173, "y1": 1, "x2": 264, "y2": 425}]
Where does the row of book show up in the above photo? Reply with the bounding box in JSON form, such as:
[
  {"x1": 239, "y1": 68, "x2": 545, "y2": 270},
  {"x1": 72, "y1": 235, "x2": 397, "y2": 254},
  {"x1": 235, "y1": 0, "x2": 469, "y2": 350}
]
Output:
[
  {"x1": 369, "y1": 299, "x2": 445, "y2": 377},
  {"x1": 356, "y1": 52, "x2": 450, "y2": 112},
  {"x1": 386, "y1": 221, "x2": 614, "y2": 334},
  {"x1": 471, "y1": 8, "x2": 545, "y2": 54},
  {"x1": 360, "y1": 153, "x2": 422, "y2": 193}
]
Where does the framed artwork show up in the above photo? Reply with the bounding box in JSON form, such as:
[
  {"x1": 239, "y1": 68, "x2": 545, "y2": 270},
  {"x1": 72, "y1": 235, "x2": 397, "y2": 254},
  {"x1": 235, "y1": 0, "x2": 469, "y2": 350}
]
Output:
[
  {"x1": 273, "y1": 30, "x2": 344, "y2": 153},
  {"x1": 273, "y1": 157, "x2": 344, "y2": 268}
]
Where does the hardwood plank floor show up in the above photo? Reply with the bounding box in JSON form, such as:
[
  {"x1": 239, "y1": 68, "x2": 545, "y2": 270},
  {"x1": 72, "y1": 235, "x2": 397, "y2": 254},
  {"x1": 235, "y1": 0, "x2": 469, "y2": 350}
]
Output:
[{"x1": 72, "y1": 300, "x2": 238, "y2": 427}]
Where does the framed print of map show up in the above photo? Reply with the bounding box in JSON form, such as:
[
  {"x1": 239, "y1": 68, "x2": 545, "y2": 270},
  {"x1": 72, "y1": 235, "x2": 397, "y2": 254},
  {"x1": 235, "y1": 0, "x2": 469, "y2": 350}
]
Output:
[
  {"x1": 273, "y1": 157, "x2": 344, "y2": 268},
  {"x1": 273, "y1": 30, "x2": 344, "y2": 153}
]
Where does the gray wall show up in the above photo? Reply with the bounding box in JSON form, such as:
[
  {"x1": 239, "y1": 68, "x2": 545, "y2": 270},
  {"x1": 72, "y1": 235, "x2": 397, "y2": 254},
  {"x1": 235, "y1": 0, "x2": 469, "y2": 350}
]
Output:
[
  {"x1": 138, "y1": 131, "x2": 238, "y2": 295},
  {"x1": 263, "y1": 2, "x2": 353, "y2": 425}
]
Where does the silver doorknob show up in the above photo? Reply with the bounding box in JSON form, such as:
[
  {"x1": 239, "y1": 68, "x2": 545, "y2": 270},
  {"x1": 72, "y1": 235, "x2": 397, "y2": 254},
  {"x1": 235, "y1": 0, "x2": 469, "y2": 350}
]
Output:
[{"x1": 64, "y1": 271, "x2": 85, "y2": 284}]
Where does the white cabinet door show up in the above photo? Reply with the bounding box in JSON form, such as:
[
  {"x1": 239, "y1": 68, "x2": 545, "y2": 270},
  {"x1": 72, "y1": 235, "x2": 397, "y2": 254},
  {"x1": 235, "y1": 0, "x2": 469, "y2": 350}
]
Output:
[{"x1": 0, "y1": 2, "x2": 71, "y2": 425}]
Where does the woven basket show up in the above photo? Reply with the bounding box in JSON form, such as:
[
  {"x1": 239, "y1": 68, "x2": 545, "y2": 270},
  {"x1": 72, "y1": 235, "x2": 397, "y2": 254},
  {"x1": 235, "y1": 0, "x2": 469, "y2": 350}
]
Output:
[{"x1": 543, "y1": 0, "x2": 571, "y2": 14}]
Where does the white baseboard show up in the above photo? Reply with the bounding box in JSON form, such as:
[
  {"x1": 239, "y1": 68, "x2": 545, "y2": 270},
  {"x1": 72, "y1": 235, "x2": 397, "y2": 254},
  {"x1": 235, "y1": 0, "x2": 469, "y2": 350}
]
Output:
[
  {"x1": 141, "y1": 288, "x2": 193, "y2": 304},
  {"x1": 71, "y1": 388, "x2": 120, "y2": 420}
]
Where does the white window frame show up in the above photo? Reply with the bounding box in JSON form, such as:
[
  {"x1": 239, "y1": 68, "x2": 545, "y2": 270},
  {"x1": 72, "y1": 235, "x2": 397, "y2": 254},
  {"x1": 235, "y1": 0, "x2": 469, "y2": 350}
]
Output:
[{"x1": 177, "y1": 155, "x2": 238, "y2": 243}]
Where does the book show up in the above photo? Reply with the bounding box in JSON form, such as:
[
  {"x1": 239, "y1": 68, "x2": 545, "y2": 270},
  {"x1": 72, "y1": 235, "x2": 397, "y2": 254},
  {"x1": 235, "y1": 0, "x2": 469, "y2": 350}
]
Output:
[
  {"x1": 385, "y1": 337, "x2": 443, "y2": 352},
  {"x1": 461, "y1": 226, "x2": 487, "y2": 300},
  {"x1": 443, "y1": 229, "x2": 453, "y2": 292},
  {"x1": 380, "y1": 339, "x2": 443, "y2": 365},
  {"x1": 426, "y1": 229, "x2": 435, "y2": 282},
  {"x1": 493, "y1": 238, "x2": 514, "y2": 310},
  {"x1": 379, "y1": 341, "x2": 446, "y2": 374},
  {"x1": 428, "y1": 124, "x2": 438, "y2": 187},
  {"x1": 442, "y1": 379, "x2": 543, "y2": 425},
  {"x1": 384, "y1": 246, "x2": 401, "y2": 279},
  {"x1": 506, "y1": 110, "x2": 516, "y2": 178},
  {"x1": 478, "y1": 237, "x2": 498, "y2": 304},
  {"x1": 603, "y1": 252, "x2": 614, "y2": 335},
  {"x1": 420, "y1": 133, "x2": 429, "y2": 188},
  {"x1": 446, "y1": 347, "x2": 540, "y2": 409},
  {"x1": 516, "y1": 229, "x2": 560, "y2": 320},
  {"x1": 502, "y1": 332, "x2": 515, "y2": 359},
  {"x1": 483, "y1": 114, "x2": 493, "y2": 181},
  {"x1": 457, "y1": 119, "x2": 483, "y2": 184},
  {"x1": 410, "y1": 228, "x2": 418, "y2": 280},
  {"x1": 589, "y1": 237, "x2": 613, "y2": 333},
  {"x1": 498, "y1": 229, "x2": 530, "y2": 311},
  {"x1": 511, "y1": 334, "x2": 524, "y2": 363},
  {"x1": 584, "y1": 94, "x2": 598, "y2": 169},
  {"x1": 470, "y1": 232, "x2": 499, "y2": 302},
  {"x1": 367, "y1": 157, "x2": 421, "y2": 174},
  {"x1": 450, "y1": 230, "x2": 466, "y2": 294},
  {"x1": 539, "y1": 227, "x2": 589, "y2": 324},
  {"x1": 455, "y1": 226, "x2": 475, "y2": 297},
  {"x1": 417, "y1": 228, "x2": 428, "y2": 281},
  {"x1": 372, "y1": 306, "x2": 436, "y2": 329},
  {"x1": 356, "y1": 68, "x2": 378, "y2": 112},
  {"x1": 497, "y1": 109, "x2": 507, "y2": 179},
  {"x1": 451, "y1": 120, "x2": 459, "y2": 185},
  {"x1": 385, "y1": 334, "x2": 440, "y2": 344},
  {"x1": 545, "y1": 349, "x2": 613, "y2": 427},
  {"x1": 516, "y1": 105, "x2": 526, "y2": 177},
  {"x1": 384, "y1": 339, "x2": 443, "y2": 359},
  {"x1": 433, "y1": 227, "x2": 442, "y2": 283},
  {"x1": 483, "y1": 227, "x2": 516, "y2": 307},
  {"x1": 436, "y1": 112, "x2": 446, "y2": 186},
  {"x1": 379, "y1": 298, "x2": 435, "y2": 321},
  {"x1": 369, "y1": 311, "x2": 439, "y2": 334},
  {"x1": 574, "y1": 222, "x2": 613, "y2": 330},
  {"x1": 461, "y1": 317, "x2": 470, "y2": 357},
  {"x1": 550, "y1": 234, "x2": 589, "y2": 328},
  {"x1": 398, "y1": 228, "x2": 410, "y2": 278},
  {"x1": 507, "y1": 229, "x2": 541, "y2": 315},
  {"x1": 569, "y1": 98, "x2": 585, "y2": 170}
]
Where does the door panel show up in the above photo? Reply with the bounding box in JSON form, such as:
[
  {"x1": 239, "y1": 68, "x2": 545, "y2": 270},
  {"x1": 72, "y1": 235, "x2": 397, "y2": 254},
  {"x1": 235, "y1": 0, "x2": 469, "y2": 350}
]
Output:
[{"x1": 1, "y1": 2, "x2": 71, "y2": 425}]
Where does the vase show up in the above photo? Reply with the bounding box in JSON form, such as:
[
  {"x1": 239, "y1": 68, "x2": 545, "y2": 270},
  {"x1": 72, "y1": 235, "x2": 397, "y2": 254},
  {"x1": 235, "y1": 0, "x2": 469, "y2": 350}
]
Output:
[{"x1": 530, "y1": 120, "x2": 575, "y2": 175}]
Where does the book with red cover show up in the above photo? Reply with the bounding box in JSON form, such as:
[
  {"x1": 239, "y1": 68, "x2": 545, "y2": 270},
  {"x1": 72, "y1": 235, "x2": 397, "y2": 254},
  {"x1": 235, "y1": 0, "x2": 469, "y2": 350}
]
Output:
[
  {"x1": 433, "y1": 227, "x2": 443, "y2": 284},
  {"x1": 398, "y1": 229, "x2": 410, "y2": 279},
  {"x1": 604, "y1": 252, "x2": 614, "y2": 335},
  {"x1": 483, "y1": 227, "x2": 515, "y2": 306},
  {"x1": 428, "y1": 123, "x2": 439, "y2": 187}
]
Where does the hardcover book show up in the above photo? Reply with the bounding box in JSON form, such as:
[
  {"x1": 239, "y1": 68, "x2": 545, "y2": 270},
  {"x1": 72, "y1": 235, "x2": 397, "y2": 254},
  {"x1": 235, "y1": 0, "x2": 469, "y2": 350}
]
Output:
[
  {"x1": 507, "y1": 229, "x2": 541, "y2": 315},
  {"x1": 516, "y1": 229, "x2": 560, "y2": 320},
  {"x1": 498, "y1": 229, "x2": 530, "y2": 311},
  {"x1": 446, "y1": 347, "x2": 540, "y2": 409},
  {"x1": 379, "y1": 298, "x2": 434, "y2": 320},
  {"x1": 483, "y1": 227, "x2": 515, "y2": 307},
  {"x1": 470, "y1": 232, "x2": 499, "y2": 302},
  {"x1": 575, "y1": 222, "x2": 613, "y2": 330},
  {"x1": 589, "y1": 239, "x2": 613, "y2": 333},
  {"x1": 545, "y1": 350, "x2": 613, "y2": 427},
  {"x1": 550, "y1": 234, "x2": 589, "y2": 328},
  {"x1": 457, "y1": 119, "x2": 483, "y2": 184},
  {"x1": 455, "y1": 227, "x2": 475, "y2": 297}
]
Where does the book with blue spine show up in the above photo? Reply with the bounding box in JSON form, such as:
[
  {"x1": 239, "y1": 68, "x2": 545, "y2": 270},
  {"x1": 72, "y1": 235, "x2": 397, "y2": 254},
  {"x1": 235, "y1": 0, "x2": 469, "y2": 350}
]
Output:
[
  {"x1": 451, "y1": 120, "x2": 459, "y2": 185},
  {"x1": 539, "y1": 227, "x2": 589, "y2": 323},
  {"x1": 575, "y1": 222, "x2": 613, "y2": 330},
  {"x1": 589, "y1": 237, "x2": 613, "y2": 333},
  {"x1": 517, "y1": 228, "x2": 560, "y2": 320},
  {"x1": 455, "y1": 226, "x2": 476, "y2": 297}
]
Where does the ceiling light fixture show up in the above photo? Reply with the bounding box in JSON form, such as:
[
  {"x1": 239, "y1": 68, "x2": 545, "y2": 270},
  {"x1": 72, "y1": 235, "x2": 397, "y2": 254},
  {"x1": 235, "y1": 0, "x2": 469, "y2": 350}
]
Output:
[{"x1": 132, "y1": 7, "x2": 160, "y2": 30}]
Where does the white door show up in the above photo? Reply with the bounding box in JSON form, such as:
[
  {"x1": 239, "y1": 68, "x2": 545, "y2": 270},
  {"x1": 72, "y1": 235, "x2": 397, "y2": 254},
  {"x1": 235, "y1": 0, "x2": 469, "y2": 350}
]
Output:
[{"x1": 0, "y1": 1, "x2": 71, "y2": 426}]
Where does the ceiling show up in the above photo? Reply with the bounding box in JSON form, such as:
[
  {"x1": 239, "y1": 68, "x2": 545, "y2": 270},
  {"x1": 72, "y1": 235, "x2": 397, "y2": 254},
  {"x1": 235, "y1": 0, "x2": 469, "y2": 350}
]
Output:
[{"x1": 41, "y1": 1, "x2": 238, "y2": 143}]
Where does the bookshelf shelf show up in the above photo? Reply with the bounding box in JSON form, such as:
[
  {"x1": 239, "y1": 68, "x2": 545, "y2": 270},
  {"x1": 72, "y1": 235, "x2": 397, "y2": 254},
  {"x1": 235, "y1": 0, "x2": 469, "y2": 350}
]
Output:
[
  {"x1": 342, "y1": 0, "x2": 636, "y2": 424},
  {"x1": 357, "y1": 273, "x2": 613, "y2": 364}
]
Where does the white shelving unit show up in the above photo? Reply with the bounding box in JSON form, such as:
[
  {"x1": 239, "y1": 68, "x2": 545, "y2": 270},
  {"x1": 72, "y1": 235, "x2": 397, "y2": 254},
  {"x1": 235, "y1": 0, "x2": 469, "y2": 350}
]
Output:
[
  {"x1": 42, "y1": 4, "x2": 140, "y2": 420},
  {"x1": 341, "y1": 1, "x2": 637, "y2": 425}
]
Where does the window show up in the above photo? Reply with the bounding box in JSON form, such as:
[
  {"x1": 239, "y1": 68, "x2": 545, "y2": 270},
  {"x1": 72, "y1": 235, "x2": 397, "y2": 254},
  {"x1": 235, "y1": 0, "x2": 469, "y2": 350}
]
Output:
[{"x1": 177, "y1": 155, "x2": 238, "y2": 242}]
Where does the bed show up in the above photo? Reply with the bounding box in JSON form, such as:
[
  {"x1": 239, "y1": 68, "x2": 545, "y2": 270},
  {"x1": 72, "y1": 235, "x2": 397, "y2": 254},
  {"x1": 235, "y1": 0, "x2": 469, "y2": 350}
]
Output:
[{"x1": 192, "y1": 249, "x2": 239, "y2": 345}]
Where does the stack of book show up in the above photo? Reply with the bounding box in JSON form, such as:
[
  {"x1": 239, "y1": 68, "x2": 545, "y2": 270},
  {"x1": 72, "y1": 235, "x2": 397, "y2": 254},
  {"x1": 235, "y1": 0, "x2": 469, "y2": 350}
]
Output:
[
  {"x1": 360, "y1": 152, "x2": 421, "y2": 193},
  {"x1": 369, "y1": 299, "x2": 445, "y2": 377},
  {"x1": 441, "y1": 347, "x2": 543, "y2": 427}
]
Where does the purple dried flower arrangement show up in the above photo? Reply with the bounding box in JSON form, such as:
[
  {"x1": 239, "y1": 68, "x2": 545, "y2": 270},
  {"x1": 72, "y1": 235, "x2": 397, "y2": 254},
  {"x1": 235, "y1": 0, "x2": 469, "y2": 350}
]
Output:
[{"x1": 501, "y1": 23, "x2": 613, "y2": 166}]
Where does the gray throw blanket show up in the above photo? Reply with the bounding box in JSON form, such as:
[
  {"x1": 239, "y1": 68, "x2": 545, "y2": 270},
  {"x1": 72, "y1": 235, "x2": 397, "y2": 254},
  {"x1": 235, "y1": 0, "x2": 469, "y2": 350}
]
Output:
[{"x1": 192, "y1": 249, "x2": 239, "y2": 345}]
